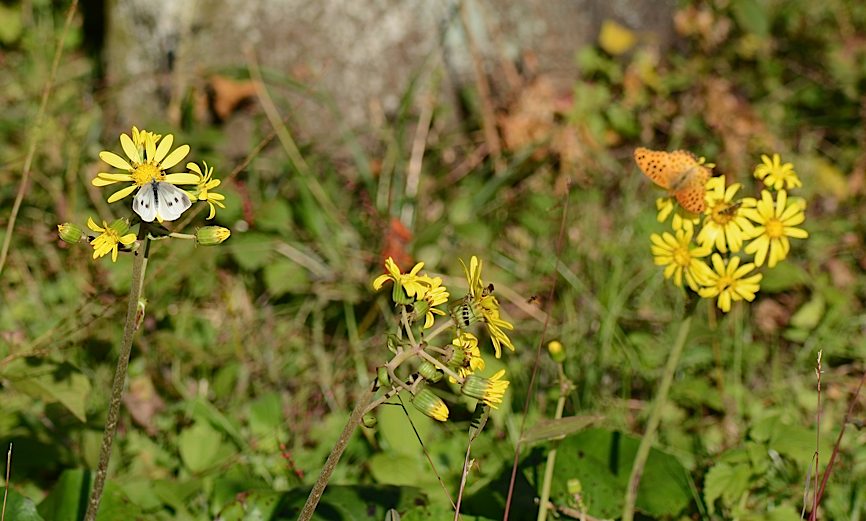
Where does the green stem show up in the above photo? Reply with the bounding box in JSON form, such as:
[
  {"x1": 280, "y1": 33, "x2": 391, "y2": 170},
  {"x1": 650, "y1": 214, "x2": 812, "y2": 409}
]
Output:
[
  {"x1": 536, "y1": 366, "x2": 568, "y2": 521},
  {"x1": 84, "y1": 230, "x2": 150, "y2": 521},
  {"x1": 622, "y1": 312, "x2": 694, "y2": 521},
  {"x1": 298, "y1": 383, "x2": 377, "y2": 521}
]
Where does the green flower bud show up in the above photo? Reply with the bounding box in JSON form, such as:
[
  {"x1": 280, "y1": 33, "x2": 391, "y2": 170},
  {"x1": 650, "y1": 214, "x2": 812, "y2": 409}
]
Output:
[
  {"x1": 412, "y1": 389, "x2": 448, "y2": 422},
  {"x1": 377, "y1": 366, "x2": 391, "y2": 387},
  {"x1": 196, "y1": 226, "x2": 231, "y2": 245},
  {"x1": 57, "y1": 223, "x2": 84, "y2": 244},
  {"x1": 418, "y1": 360, "x2": 443, "y2": 382}
]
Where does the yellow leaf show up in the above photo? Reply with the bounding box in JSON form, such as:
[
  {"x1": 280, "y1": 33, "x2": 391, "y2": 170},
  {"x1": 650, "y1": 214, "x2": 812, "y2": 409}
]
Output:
[{"x1": 599, "y1": 19, "x2": 637, "y2": 56}]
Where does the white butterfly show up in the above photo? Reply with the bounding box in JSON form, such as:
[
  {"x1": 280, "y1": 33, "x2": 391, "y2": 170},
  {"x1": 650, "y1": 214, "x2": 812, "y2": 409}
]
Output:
[{"x1": 132, "y1": 181, "x2": 192, "y2": 222}]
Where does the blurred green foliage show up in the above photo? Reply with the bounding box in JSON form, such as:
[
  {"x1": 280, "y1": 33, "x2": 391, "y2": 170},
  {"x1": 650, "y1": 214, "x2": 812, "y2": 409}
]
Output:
[{"x1": 2, "y1": 0, "x2": 866, "y2": 519}]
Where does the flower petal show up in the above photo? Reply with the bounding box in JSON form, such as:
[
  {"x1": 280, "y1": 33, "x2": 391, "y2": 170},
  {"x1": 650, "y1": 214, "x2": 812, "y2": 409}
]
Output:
[{"x1": 161, "y1": 144, "x2": 190, "y2": 170}]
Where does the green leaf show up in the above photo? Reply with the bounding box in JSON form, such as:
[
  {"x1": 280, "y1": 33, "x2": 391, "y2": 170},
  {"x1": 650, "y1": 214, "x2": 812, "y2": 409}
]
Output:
[
  {"x1": 789, "y1": 294, "x2": 825, "y2": 331},
  {"x1": 215, "y1": 490, "x2": 282, "y2": 521},
  {"x1": 263, "y1": 260, "x2": 310, "y2": 296},
  {"x1": 257, "y1": 200, "x2": 294, "y2": 234},
  {"x1": 276, "y1": 485, "x2": 431, "y2": 520},
  {"x1": 96, "y1": 482, "x2": 144, "y2": 521},
  {"x1": 549, "y1": 428, "x2": 691, "y2": 518},
  {"x1": 0, "y1": 4, "x2": 23, "y2": 44},
  {"x1": 520, "y1": 415, "x2": 603, "y2": 445},
  {"x1": 377, "y1": 392, "x2": 434, "y2": 456},
  {"x1": 367, "y1": 453, "x2": 428, "y2": 487},
  {"x1": 249, "y1": 392, "x2": 283, "y2": 438},
  {"x1": 1, "y1": 488, "x2": 45, "y2": 521},
  {"x1": 229, "y1": 233, "x2": 274, "y2": 271},
  {"x1": 731, "y1": 0, "x2": 769, "y2": 37},
  {"x1": 704, "y1": 462, "x2": 751, "y2": 512},
  {"x1": 2, "y1": 359, "x2": 91, "y2": 422},
  {"x1": 178, "y1": 421, "x2": 227, "y2": 473},
  {"x1": 37, "y1": 468, "x2": 90, "y2": 521}
]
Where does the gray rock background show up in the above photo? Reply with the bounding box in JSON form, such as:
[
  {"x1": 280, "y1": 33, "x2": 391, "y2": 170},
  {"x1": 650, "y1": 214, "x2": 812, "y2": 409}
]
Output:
[{"x1": 103, "y1": 0, "x2": 677, "y2": 145}]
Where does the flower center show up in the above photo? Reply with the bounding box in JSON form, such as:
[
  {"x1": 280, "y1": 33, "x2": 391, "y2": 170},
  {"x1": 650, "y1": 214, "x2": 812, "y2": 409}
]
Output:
[
  {"x1": 711, "y1": 203, "x2": 736, "y2": 225},
  {"x1": 673, "y1": 246, "x2": 692, "y2": 267},
  {"x1": 765, "y1": 217, "x2": 784, "y2": 238},
  {"x1": 718, "y1": 275, "x2": 734, "y2": 292},
  {"x1": 131, "y1": 163, "x2": 163, "y2": 186}
]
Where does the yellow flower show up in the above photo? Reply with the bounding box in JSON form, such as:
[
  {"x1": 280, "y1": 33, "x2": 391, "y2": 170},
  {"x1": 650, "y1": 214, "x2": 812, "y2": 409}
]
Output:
[
  {"x1": 87, "y1": 217, "x2": 137, "y2": 262},
  {"x1": 754, "y1": 153, "x2": 802, "y2": 190},
  {"x1": 187, "y1": 161, "x2": 226, "y2": 219},
  {"x1": 742, "y1": 190, "x2": 808, "y2": 267},
  {"x1": 93, "y1": 127, "x2": 198, "y2": 203},
  {"x1": 698, "y1": 254, "x2": 763, "y2": 313},
  {"x1": 459, "y1": 256, "x2": 515, "y2": 358},
  {"x1": 412, "y1": 389, "x2": 449, "y2": 422},
  {"x1": 650, "y1": 228, "x2": 713, "y2": 292},
  {"x1": 461, "y1": 369, "x2": 509, "y2": 409},
  {"x1": 448, "y1": 331, "x2": 485, "y2": 381},
  {"x1": 656, "y1": 197, "x2": 699, "y2": 234},
  {"x1": 696, "y1": 177, "x2": 755, "y2": 253},
  {"x1": 372, "y1": 257, "x2": 430, "y2": 305},
  {"x1": 416, "y1": 276, "x2": 449, "y2": 328}
]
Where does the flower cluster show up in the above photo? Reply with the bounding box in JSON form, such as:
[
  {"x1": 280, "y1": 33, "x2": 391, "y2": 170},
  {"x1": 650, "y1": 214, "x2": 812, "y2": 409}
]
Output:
[
  {"x1": 58, "y1": 127, "x2": 231, "y2": 261},
  {"x1": 372, "y1": 256, "x2": 515, "y2": 421},
  {"x1": 649, "y1": 153, "x2": 808, "y2": 312}
]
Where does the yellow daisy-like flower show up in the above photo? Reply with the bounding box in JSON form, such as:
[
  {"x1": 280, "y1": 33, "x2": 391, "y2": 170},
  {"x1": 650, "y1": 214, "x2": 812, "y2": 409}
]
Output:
[
  {"x1": 742, "y1": 190, "x2": 808, "y2": 268},
  {"x1": 650, "y1": 228, "x2": 713, "y2": 291},
  {"x1": 372, "y1": 257, "x2": 430, "y2": 305},
  {"x1": 187, "y1": 161, "x2": 226, "y2": 219},
  {"x1": 696, "y1": 177, "x2": 755, "y2": 253},
  {"x1": 698, "y1": 254, "x2": 763, "y2": 313},
  {"x1": 93, "y1": 127, "x2": 198, "y2": 203},
  {"x1": 416, "y1": 276, "x2": 450, "y2": 328},
  {"x1": 461, "y1": 369, "x2": 510, "y2": 409},
  {"x1": 412, "y1": 389, "x2": 449, "y2": 422},
  {"x1": 87, "y1": 217, "x2": 137, "y2": 262},
  {"x1": 754, "y1": 153, "x2": 802, "y2": 190},
  {"x1": 656, "y1": 197, "x2": 699, "y2": 234},
  {"x1": 459, "y1": 256, "x2": 515, "y2": 358},
  {"x1": 448, "y1": 331, "x2": 485, "y2": 381}
]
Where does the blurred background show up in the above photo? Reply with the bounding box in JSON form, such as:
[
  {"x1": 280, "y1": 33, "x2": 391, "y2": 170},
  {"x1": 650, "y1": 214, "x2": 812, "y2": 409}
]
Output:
[{"x1": 1, "y1": 0, "x2": 866, "y2": 519}]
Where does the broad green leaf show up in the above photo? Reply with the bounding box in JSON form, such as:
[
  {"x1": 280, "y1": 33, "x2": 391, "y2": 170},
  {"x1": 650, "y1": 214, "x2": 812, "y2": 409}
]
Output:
[
  {"x1": 96, "y1": 482, "x2": 144, "y2": 521},
  {"x1": 732, "y1": 0, "x2": 769, "y2": 37},
  {"x1": 276, "y1": 485, "x2": 430, "y2": 520},
  {"x1": 249, "y1": 392, "x2": 283, "y2": 437},
  {"x1": 1, "y1": 488, "x2": 44, "y2": 521},
  {"x1": 704, "y1": 462, "x2": 751, "y2": 512},
  {"x1": 377, "y1": 391, "x2": 434, "y2": 456},
  {"x1": 178, "y1": 421, "x2": 227, "y2": 473},
  {"x1": 0, "y1": 4, "x2": 23, "y2": 44},
  {"x1": 3, "y1": 359, "x2": 91, "y2": 422},
  {"x1": 257, "y1": 200, "x2": 294, "y2": 234},
  {"x1": 789, "y1": 295, "x2": 825, "y2": 331},
  {"x1": 549, "y1": 428, "x2": 691, "y2": 518},
  {"x1": 520, "y1": 415, "x2": 603, "y2": 444},
  {"x1": 229, "y1": 233, "x2": 274, "y2": 271},
  {"x1": 263, "y1": 259, "x2": 310, "y2": 296},
  {"x1": 37, "y1": 468, "x2": 89, "y2": 521},
  {"x1": 367, "y1": 453, "x2": 427, "y2": 486},
  {"x1": 215, "y1": 490, "x2": 282, "y2": 521}
]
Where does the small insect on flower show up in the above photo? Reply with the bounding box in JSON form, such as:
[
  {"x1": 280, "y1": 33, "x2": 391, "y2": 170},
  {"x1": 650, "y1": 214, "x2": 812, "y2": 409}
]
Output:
[
  {"x1": 132, "y1": 180, "x2": 192, "y2": 223},
  {"x1": 634, "y1": 147, "x2": 711, "y2": 213}
]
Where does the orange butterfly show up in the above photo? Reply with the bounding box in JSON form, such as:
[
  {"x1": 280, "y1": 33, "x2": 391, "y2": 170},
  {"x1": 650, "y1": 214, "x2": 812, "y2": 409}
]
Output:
[{"x1": 633, "y1": 147, "x2": 711, "y2": 213}]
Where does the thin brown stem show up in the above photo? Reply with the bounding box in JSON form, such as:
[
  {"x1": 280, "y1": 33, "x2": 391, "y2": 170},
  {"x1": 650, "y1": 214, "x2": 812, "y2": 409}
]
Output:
[
  {"x1": 84, "y1": 230, "x2": 150, "y2": 521},
  {"x1": 298, "y1": 383, "x2": 377, "y2": 520}
]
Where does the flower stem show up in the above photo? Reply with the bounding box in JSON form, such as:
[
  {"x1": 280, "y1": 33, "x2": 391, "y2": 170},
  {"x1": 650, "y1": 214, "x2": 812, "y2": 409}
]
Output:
[
  {"x1": 536, "y1": 365, "x2": 568, "y2": 521},
  {"x1": 298, "y1": 383, "x2": 377, "y2": 521},
  {"x1": 622, "y1": 312, "x2": 694, "y2": 521},
  {"x1": 84, "y1": 230, "x2": 150, "y2": 521}
]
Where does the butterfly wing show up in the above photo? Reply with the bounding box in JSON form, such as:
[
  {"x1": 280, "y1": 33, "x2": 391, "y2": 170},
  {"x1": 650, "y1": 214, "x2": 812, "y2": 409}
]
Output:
[
  {"x1": 132, "y1": 182, "x2": 158, "y2": 222},
  {"x1": 154, "y1": 182, "x2": 192, "y2": 222},
  {"x1": 635, "y1": 147, "x2": 709, "y2": 213}
]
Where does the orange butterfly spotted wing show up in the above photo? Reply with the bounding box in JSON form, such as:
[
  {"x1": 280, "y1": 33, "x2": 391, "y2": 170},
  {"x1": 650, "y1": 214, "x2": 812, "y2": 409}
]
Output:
[{"x1": 633, "y1": 147, "x2": 710, "y2": 213}]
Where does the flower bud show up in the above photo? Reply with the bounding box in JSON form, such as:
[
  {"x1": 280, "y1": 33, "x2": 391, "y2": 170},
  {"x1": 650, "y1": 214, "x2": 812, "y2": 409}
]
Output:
[
  {"x1": 196, "y1": 226, "x2": 231, "y2": 245},
  {"x1": 57, "y1": 223, "x2": 84, "y2": 244},
  {"x1": 547, "y1": 340, "x2": 566, "y2": 363},
  {"x1": 376, "y1": 366, "x2": 391, "y2": 387},
  {"x1": 461, "y1": 369, "x2": 509, "y2": 409},
  {"x1": 412, "y1": 389, "x2": 448, "y2": 422},
  {"x1": 418, "y1": 360, "x2": 443, "y2": 382}
]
